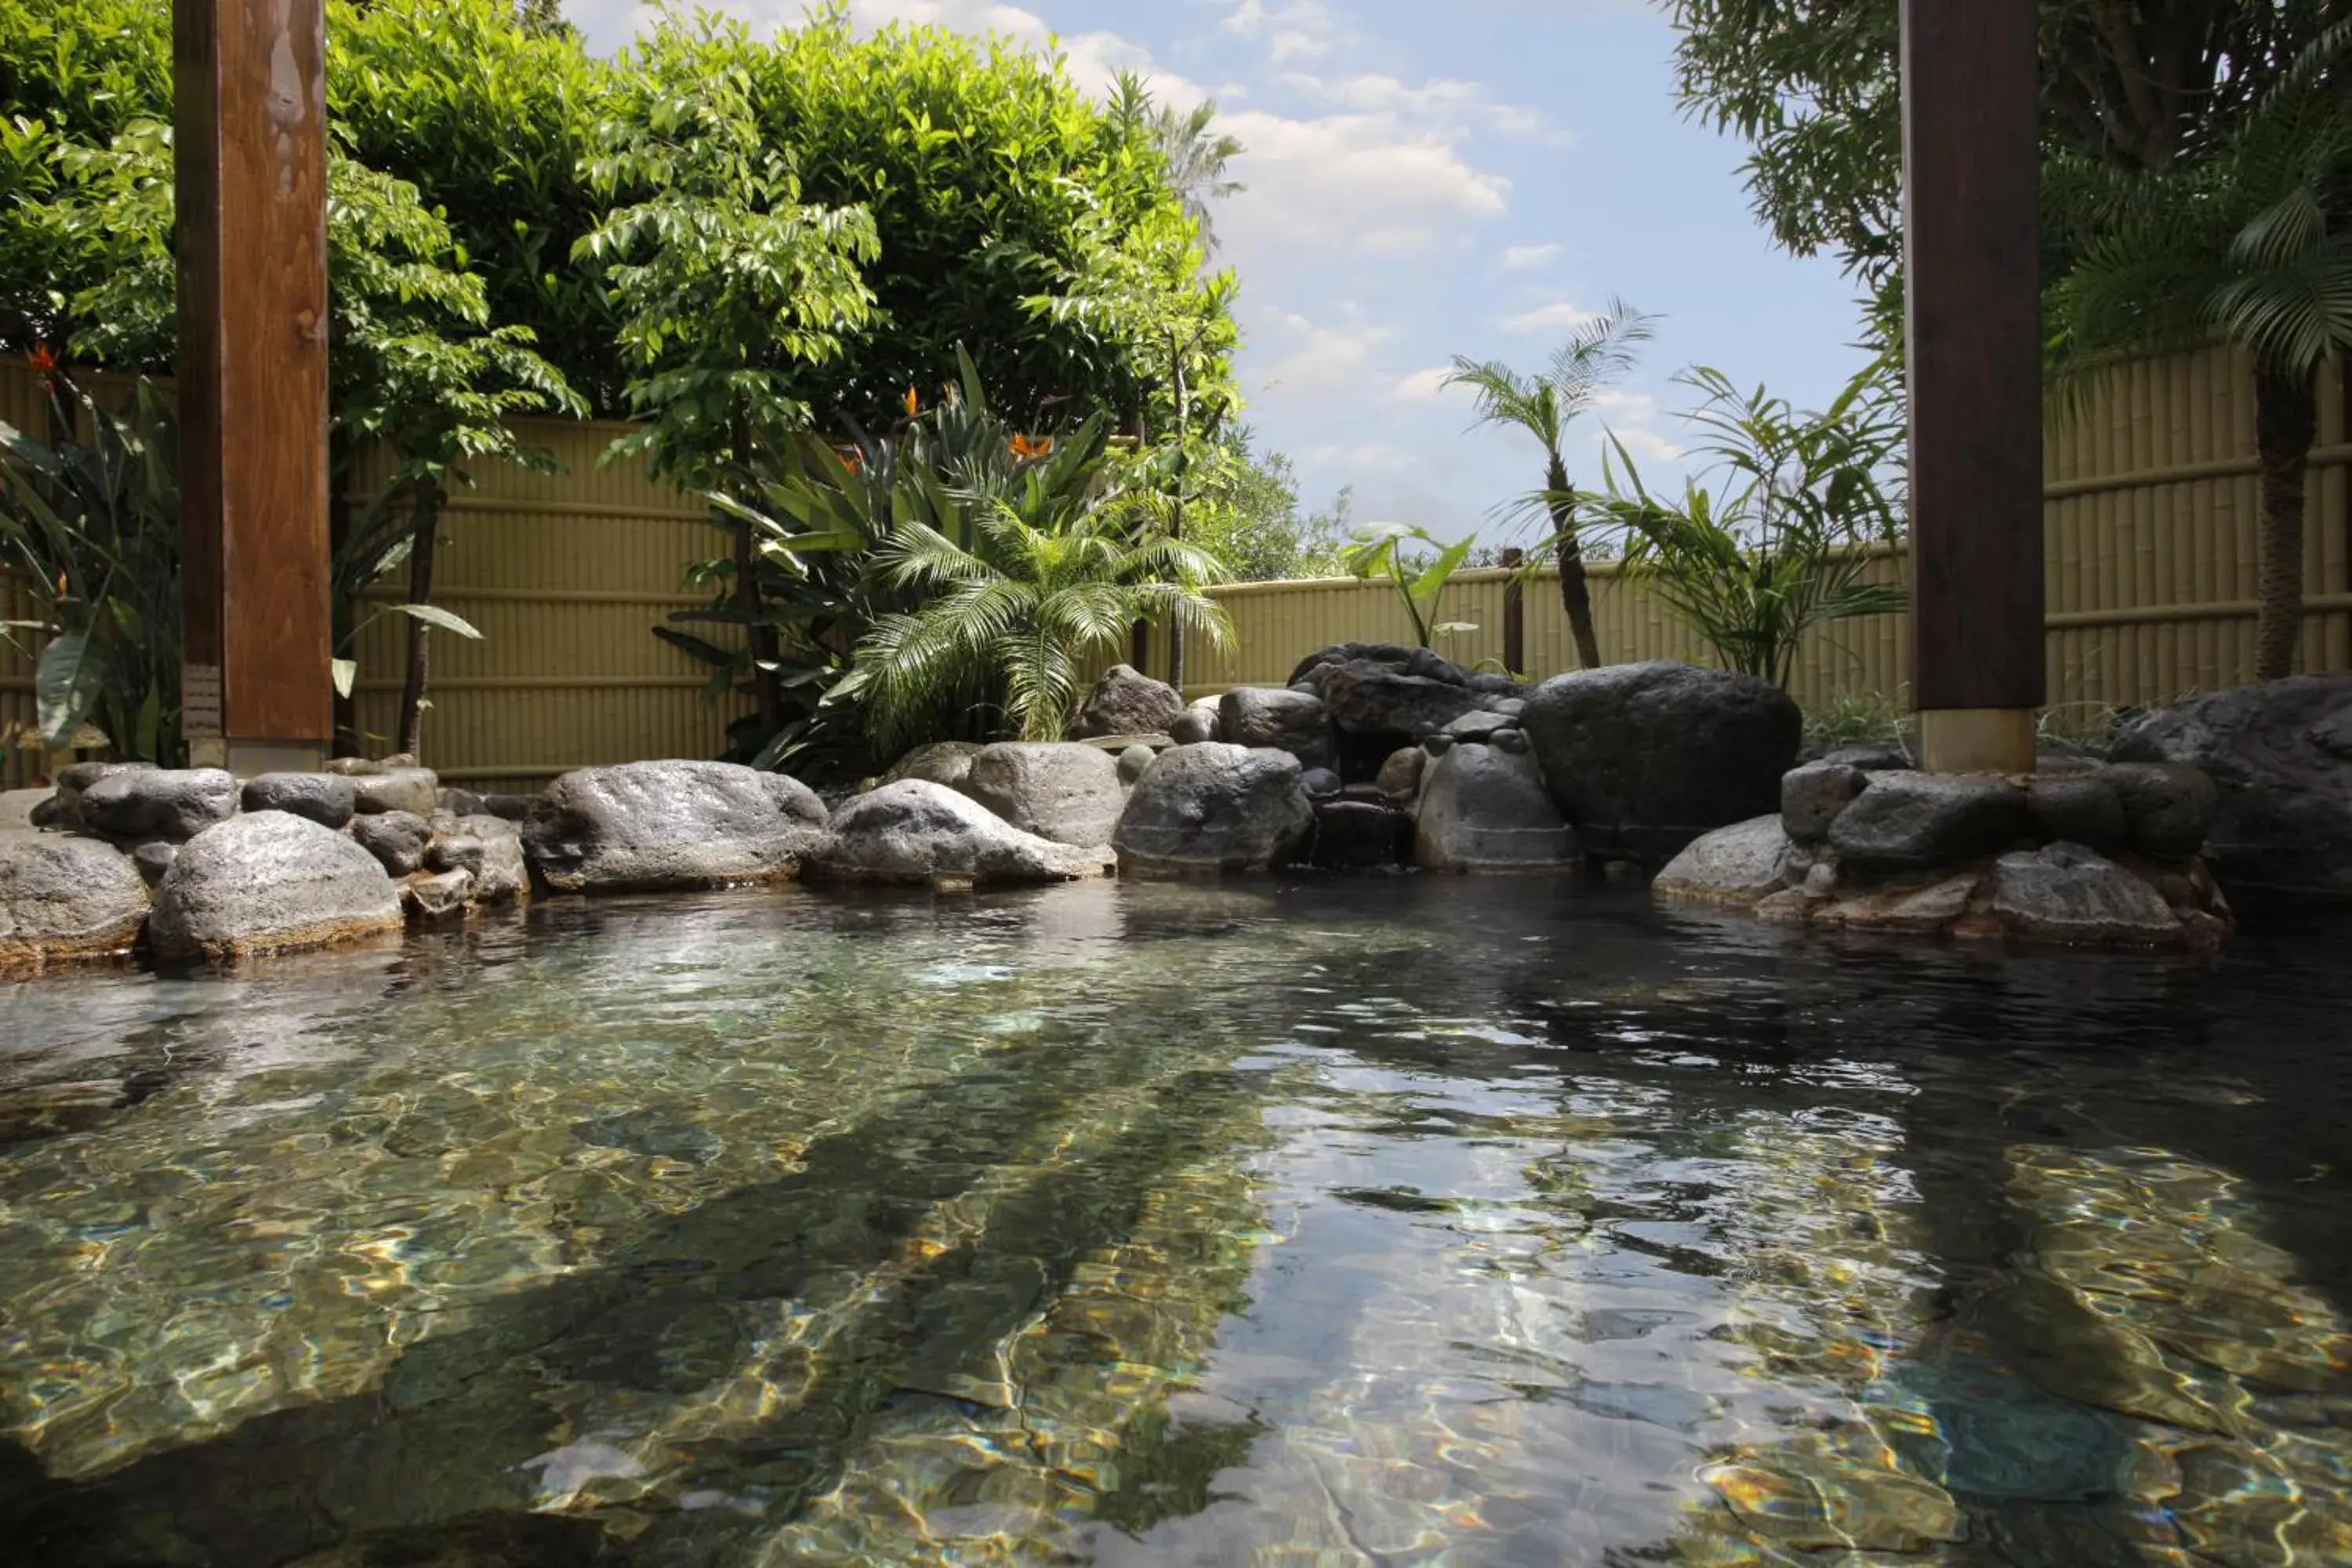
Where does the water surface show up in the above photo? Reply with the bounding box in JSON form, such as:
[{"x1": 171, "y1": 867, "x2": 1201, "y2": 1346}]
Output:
[{"x1": 0, "y1": 878, "x2": 2346, "y2": 1566}]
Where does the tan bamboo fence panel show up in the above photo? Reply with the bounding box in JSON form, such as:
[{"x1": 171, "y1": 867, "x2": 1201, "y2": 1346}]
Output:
[{"x1": 4, "y1": 341, "x2": 2349, "y2": 790}]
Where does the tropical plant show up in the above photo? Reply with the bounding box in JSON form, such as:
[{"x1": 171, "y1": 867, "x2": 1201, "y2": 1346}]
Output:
[
  {"x1": 1581, "y1": 361, "x2": 1907, "y2": 688},
  {"x1": 850, "y1": 413, "x2": 1232, "y2": 750},
  {"x1": 1446, "y1": 299, "x2": 1657, "y2": 670},
  {"x1": 579, "y1": 13, "x2": 881, "y2": 739},
  {"x1": 1339, "y1": 523, "x2": 1479, "y2": 651},
  {"x1": 2048, "y1": 19, "x2": 2352, "y2": 682},
  {"x1": 0, "y1": 372, "x2": 181, "y2": 760},
  {"x1": 1107, "y1": 73, "x2": 1246, "y2": 254}
]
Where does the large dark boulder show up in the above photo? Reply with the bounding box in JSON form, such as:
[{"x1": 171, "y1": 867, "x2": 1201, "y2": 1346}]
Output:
[
  {"x1": 963, "y1": 742, "x2": 1126, "y2": 847},
  {"x1": 1308, "y1": 659, "x2": 1484, "y2": 778},
  {"x1": 1522, "y1": 661, "x2": 1803, "y2": 866},
  {"x1": 808, "y1": 780, "x2": 1113, "y2": 887},
  {"x1": 1218, "y1": 687, "x2": 1337, "y2": 770},
  {"x1": 1071, "y1": 663, "x2": 1182, "y2": 740},
  {"x1": 2111, "y1": 674, "x2": 2352, "y2": 894},
  {"x1": 350, "y1": 811, "x2": 431, "y2": 877},
  {"x1": 1826, "y1": 772, "x2": 2031, "y2": 873},
  {"x1": 524, "y1": 760, "x2": 828, "y2": 892},
  {"x1": 1287, "y1": 641, "x2": 1471, "y2": 691},
  {"x1": 1113, "y1": 744, "x2": 1313, "y2": 875},
  {"x1": 0, "y1": 836, "x2": 150, "y2": 969},
  {"x1": 76, "y1": 768, "x2": 238, "y2": 844},
  {"x1": 1414, "y1": 743, "x2": 1578, "y2": 872},
  {"x1": 880, "y1": 741, "x2": 982, "y2": 792},
  {"x1": 242, "y1": 772, "x2": 357, "y2": 829},
  {"x1": 147, "y1": 812, "x2": 403, "y2": 960},
  {"x1": 1653, "y1": 816, "x2": 1796, "y2": 908}
]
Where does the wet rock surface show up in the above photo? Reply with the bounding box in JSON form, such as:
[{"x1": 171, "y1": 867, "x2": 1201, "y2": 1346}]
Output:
[
  {"x1": 147, "y1": 812, "x2": 403, "y2": 961},
  {"x1": 1827, "y1": 772, "x2": 2031, "y2": 872},
  {"x1": 241, "y1": 772, "x2": 358, "y2": 829},
  {"x1": 808, "y1": 779, "x2": 1114, "y2": 887},
  {"x1": 524, "y1": 761, "x2": 829, "y2": 893},
  {"x1": 1218, "y1": 686, "x2": 1336, "y2": 770},
  {"x1": 1113, "y1": 743, "x2": 1313, "y2": 875},
  {"x1": 76, "y1": 768, "x2": 238, "y2": 845},
  {"x1": 1414, "y1": 742, "x2": 1578, "y2": 873},
  {"x1": 962, "y1": 743, "x2": 1126, "y2": 848},
  {"x1": 0, "y1": 836, "x2": 151, "y2": 970},
  {"x1": 1523, "y1": 660, "x2": 1802, "y2": 866},
  {"x1": 880, "y1": 741, "x2": 982, "y2": 792},
  {"x1": 1653, "y1": 816, "x2": 1794, "y2": 907}
]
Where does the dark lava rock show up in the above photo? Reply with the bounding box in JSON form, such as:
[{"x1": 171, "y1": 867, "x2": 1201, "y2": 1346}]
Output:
[
  {"x1": 77, "y1": 768, "x2": 238, "y2": 844},
  {"x1": 351, "y1": 811, "x2": 432, "y2": 877},
  {"x1": 147, "y1": 812, "x2": 402, "y2": 960},
  {"x1": 1523, "y1": 660, "x2": 1802, "y2": 866},
  {"x1": 1310, "y1": 798, "x2": 1410, "y2": 869},
  {"x1": 242, "y1": 772, "x2": 358, "y2": 829},
  {"x1": 1112, "y1": 743, "x2": 1313, "y2": 876},
  {"x1": 1414, "y1": 742, "x2": 1577, "y2": 872},
  {"x1": 1071, "y1": 663, "x2": 1182, "y2": 741},
  {"x1": 1780, "y1": 762, "x2": 1865, "y2": 844},
  {"x1": 2027, "y1": 773, "x2": 2129, "y2": 855},
  {"x1": 1220, "y1": 686, "x2": 1337, "y2": 770},
  {"x1": 1826, "y1": 771, "x2": 2031, "y2": 873},
  {"x1": 524, "y1": 760, "x2": 828, "y2": 893},
  {"x1": 2103, "y1": 761, "x2": 2221, "y2": 862}
]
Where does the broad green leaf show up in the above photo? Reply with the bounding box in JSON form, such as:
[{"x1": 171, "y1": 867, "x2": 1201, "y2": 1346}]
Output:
[
  {"x1": 332, "y1": 659, "x2": 360, "y2": 699},
  {"x1": 35, "y1": 630, "x2": 107, "y2": 748},
  {"x1": 389, "y1": 602, "x2": 485, "y2": 639}
]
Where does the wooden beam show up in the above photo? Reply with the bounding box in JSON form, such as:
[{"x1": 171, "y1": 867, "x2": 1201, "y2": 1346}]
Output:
[
  {"x1": 1901, "y1": 0, "x2": 2044, "y2": 766},
  {"x1": 174, "y1": 0, "x2": 332, "y2": 766}
]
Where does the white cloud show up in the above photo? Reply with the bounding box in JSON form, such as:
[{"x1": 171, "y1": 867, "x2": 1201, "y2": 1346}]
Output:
[
  {"x1": 1254, "y1": 312, "x2": 1395, "y2": 394},
  {"x1": 1392, "y1": 366, "x2": 1457, "y2": 401},
  {"x1": 1498, "y1": 243, "x2": 1561, "y2": 271},
  {"x1": 1219, "y1": 109, "x2": 1512, "y2": 256},
  {"x1": 1496, "y1": 298, "x2": 1599, "y2": 336},
  {"x1": 1220, "y1": 0, "x2": 1344, "y2": 63},
  {"x1": 1585, "y1": 390, "x2": 1685, "y2": 466},
  {"x1": 1279, "y1": 72, "x2": 1559, "y2": 142}
]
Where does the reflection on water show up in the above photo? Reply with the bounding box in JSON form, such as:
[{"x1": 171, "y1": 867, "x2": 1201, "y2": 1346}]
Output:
[{"x1": 0, "y1": 879, "x2": 2347, "y2": 1566}]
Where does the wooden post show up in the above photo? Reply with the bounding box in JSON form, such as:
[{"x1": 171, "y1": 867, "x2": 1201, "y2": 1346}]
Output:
[
  {"x1": 175, "y1": 0, "x2": 333, "y2": 776},
  {"x1": 1500, "y1": 546, "x2": 1525, "y2": 677},
  {"x1": 1900, "y1": 0, "x2": 2044, "y2": 773}
]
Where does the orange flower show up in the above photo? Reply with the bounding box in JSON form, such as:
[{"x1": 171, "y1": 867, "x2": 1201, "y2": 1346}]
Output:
[
  {"x1": 25, "y1": 342, "x2": 57, "y2": 380},
  {"x1": 903, "y1": 386, "x2": 920, "y2": 417},
  {"x1": 838, "y1": 447, "x2": 863, "y2": 475},
  {"x1": 1008, "y1": 433, "x2": 1054, "y2": 461}
]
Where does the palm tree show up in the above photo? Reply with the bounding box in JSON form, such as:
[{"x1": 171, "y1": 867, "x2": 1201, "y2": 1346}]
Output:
[
  {"x1": 850, "y1": 416, "x2": 1233, "y2": 750},
  {"x1": 1445, "y1": 299, "x2": 1658, "y2": 669},
  {"x1": 1110, "y1": 72, "x2": 1246, "y2": 253},
  {"x1": 2049, "y1": 19, "x2": 2352, "y2": 682}
]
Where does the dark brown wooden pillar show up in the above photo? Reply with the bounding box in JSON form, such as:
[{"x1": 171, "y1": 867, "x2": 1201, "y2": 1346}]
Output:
[
  {"x1": 1900, "y1": 0, "x2": 2044, "y2": 772},
  {"x1": 1500, "y1": 546, "x2": 1525, "y2": 676},
  {"x1": 175, "y1": 0, "x2": 333, "y2": 775}
]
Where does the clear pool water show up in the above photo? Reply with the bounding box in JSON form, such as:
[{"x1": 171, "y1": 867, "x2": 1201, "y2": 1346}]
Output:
[{"x1": 0, "y1": 878, "x2": 2346, "y2": 1566}]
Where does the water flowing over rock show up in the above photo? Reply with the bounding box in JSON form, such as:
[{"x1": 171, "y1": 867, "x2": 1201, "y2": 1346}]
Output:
[
  {"x1": 808, "y1": 779, "x2": 1114, "y2": 887},
  {"x1": 2111, "y1": 673, "x2": 2352, "y2": 894},
  {"x1": 1218, "y1": 686, "x2": 1337, "y2": 770},
  {"x1": 1113, "y1": 743, "x2": 1313, "y2": 874},
  {"x1": 147, "y1": 812, "x2": 403, "y2": 960},
  {"x1": 1071, "y1": 663, "x2": 1181, "y2": 739},
  {"x1": 75, "y1": 768, "x2": 238, "y2": 844},
  {"x1": 240, "y1": 772, "x2": 357, "y2": 829},
  {"x1": 0, "y1": 836, "x2": 150, "y2": 971},
  {"x1": 1523, "y1": 661, "x2": 1802, "y2": 866},
  {"x1": 1827, "y1": 772, "x2": 2031, "y2": 872},
  {"x1": 1414, "y1": 743, "x2": 1578, "y2": 872},
  {"x1": 962, "y1": 742, "x2": 1126, "y2": 847},
  {"x1": 525, "y1": 761, "x2": 829, "y2": 892}
]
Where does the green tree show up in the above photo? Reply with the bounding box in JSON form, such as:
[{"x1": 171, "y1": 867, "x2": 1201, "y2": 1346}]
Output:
[
  {"x1": 1445, "y1": 299, "x2": 1657, "y2": 670},
  {"x1": 851, "y1": 416, "x2": 1231, "y2": 750},
  {"x1": 2049, "y1": 20, "x2": 2352, "y2": 681},
  {"x1": 1105, "y1": 74, "x2": 1245, "y2": 255},
  {"x1": 578, "y1": 13, "x2": 880, "y2": 739}
]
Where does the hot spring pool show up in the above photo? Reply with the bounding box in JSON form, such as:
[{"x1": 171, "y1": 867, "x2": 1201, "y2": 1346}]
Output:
[{"x1": 0, "y1": 878, "x2": 2346, "y2": 1566}]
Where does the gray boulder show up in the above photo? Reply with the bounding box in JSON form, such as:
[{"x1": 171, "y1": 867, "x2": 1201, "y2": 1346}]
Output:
[
  {"x1": 1523, "y1": 661, "x2": 1803, "y2": 866},
  {"x1": 1073, "y1": 663, "x2": 1182, "y2": 740},
  {"x1": 1440, "y1": 710, "x2": 1515, "y2": 742},
  {"x1": 1414, "y1": 743, "x2": 1579, "y2": 872},
  {"x1": 1301, "y1": 768, "x2": 1344, "y2": 797},
  {"x1": 1116, "y1": 745, "x2": 1158, "y2": 786},
  {"x1": 2103, "y1": 761, "x2": 2220, "y2": 862},
  {"x1": 882, "y1": 741, "x2": 983, "y2": 792},
  {"x1": 148, "y1": 812, "x2": 403, "y2": 960},
  {"x1": 77, "y1": 768, "x2": 238, "y2": 844},
  {"x1": 2027, "y1": 773, "x2": 2129, "y2": 855},
  {"x1": 808, "y1": 779, "x2": 1114, "y2": 887},
  {"x1": 349, "y1": 767, "x2": 440, "y2": 818},
  {"x1": 132, "y1": 840, "x2": 177, "y2": 887},
  {"x1": 350, "y1": 811, "x2": 431, "y2": 877},
  {"x1": 53, "y1": 760, "x2": 154, "y2": 829},
  {"x1": 1781, "y1": 761, "x2": 1865, "y2": 844},
  {"x1": 964, "y1": 742, "x2": 1127, "y2": 847},
  {"x1": 0, "y1": 788, "x2": 53, "y2": 832},
  {"x1": 1827, "y1": 771, "x2": 2031, "y2": 872},
  {"x1": 0, "y1": 836, "x2": 150, "y2": 969},
  {"x1": 2111, "y1": 674, "x2": 2352, "y2": 894},
  {"x1": 524, "y1": 760, "x2": 829, "y2": 892},
  {"x1": 441, "y1": 816, "x2": 528, "y2": 905},
  {"x1": 1171, "y1": 695, "x2": 1225, "y2": 746},
  {"x1": 1311, "y1": 659, "x2": 1484, "y2": 766},
  {"x1": 402, "y1": 869, "x2": 476, "y2": 920},
  {"x1": 1287, "y1": 641, "x2": 1472, "y2": 691},
  {"x1": 1374, "y1": 746, "x2": 1426, "y2": 804},
  {"x1": 1988, "y1": 842, "x2": 2186, "y2": 946},
  {"x1": 1113, "y1": 743, "x2": 1314, "y2": 875},
  {"x1": 1218, "y1": 686, "x2": 1336, "y2": 769},
  {"x1": 242, "y1": 772, "x2": 357, "y2": 829},
  {"x1": 1310, "y1": 798, "x2": 1409, "y2": 870},
  {"x1": 1653, "y1": 816, "x2": 1796, "y2": 908}
]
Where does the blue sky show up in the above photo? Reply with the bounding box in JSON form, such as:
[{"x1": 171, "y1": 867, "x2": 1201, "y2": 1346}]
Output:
[{"x1": 569, "y1": 0, "x2": 1875, "y2": 545}]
